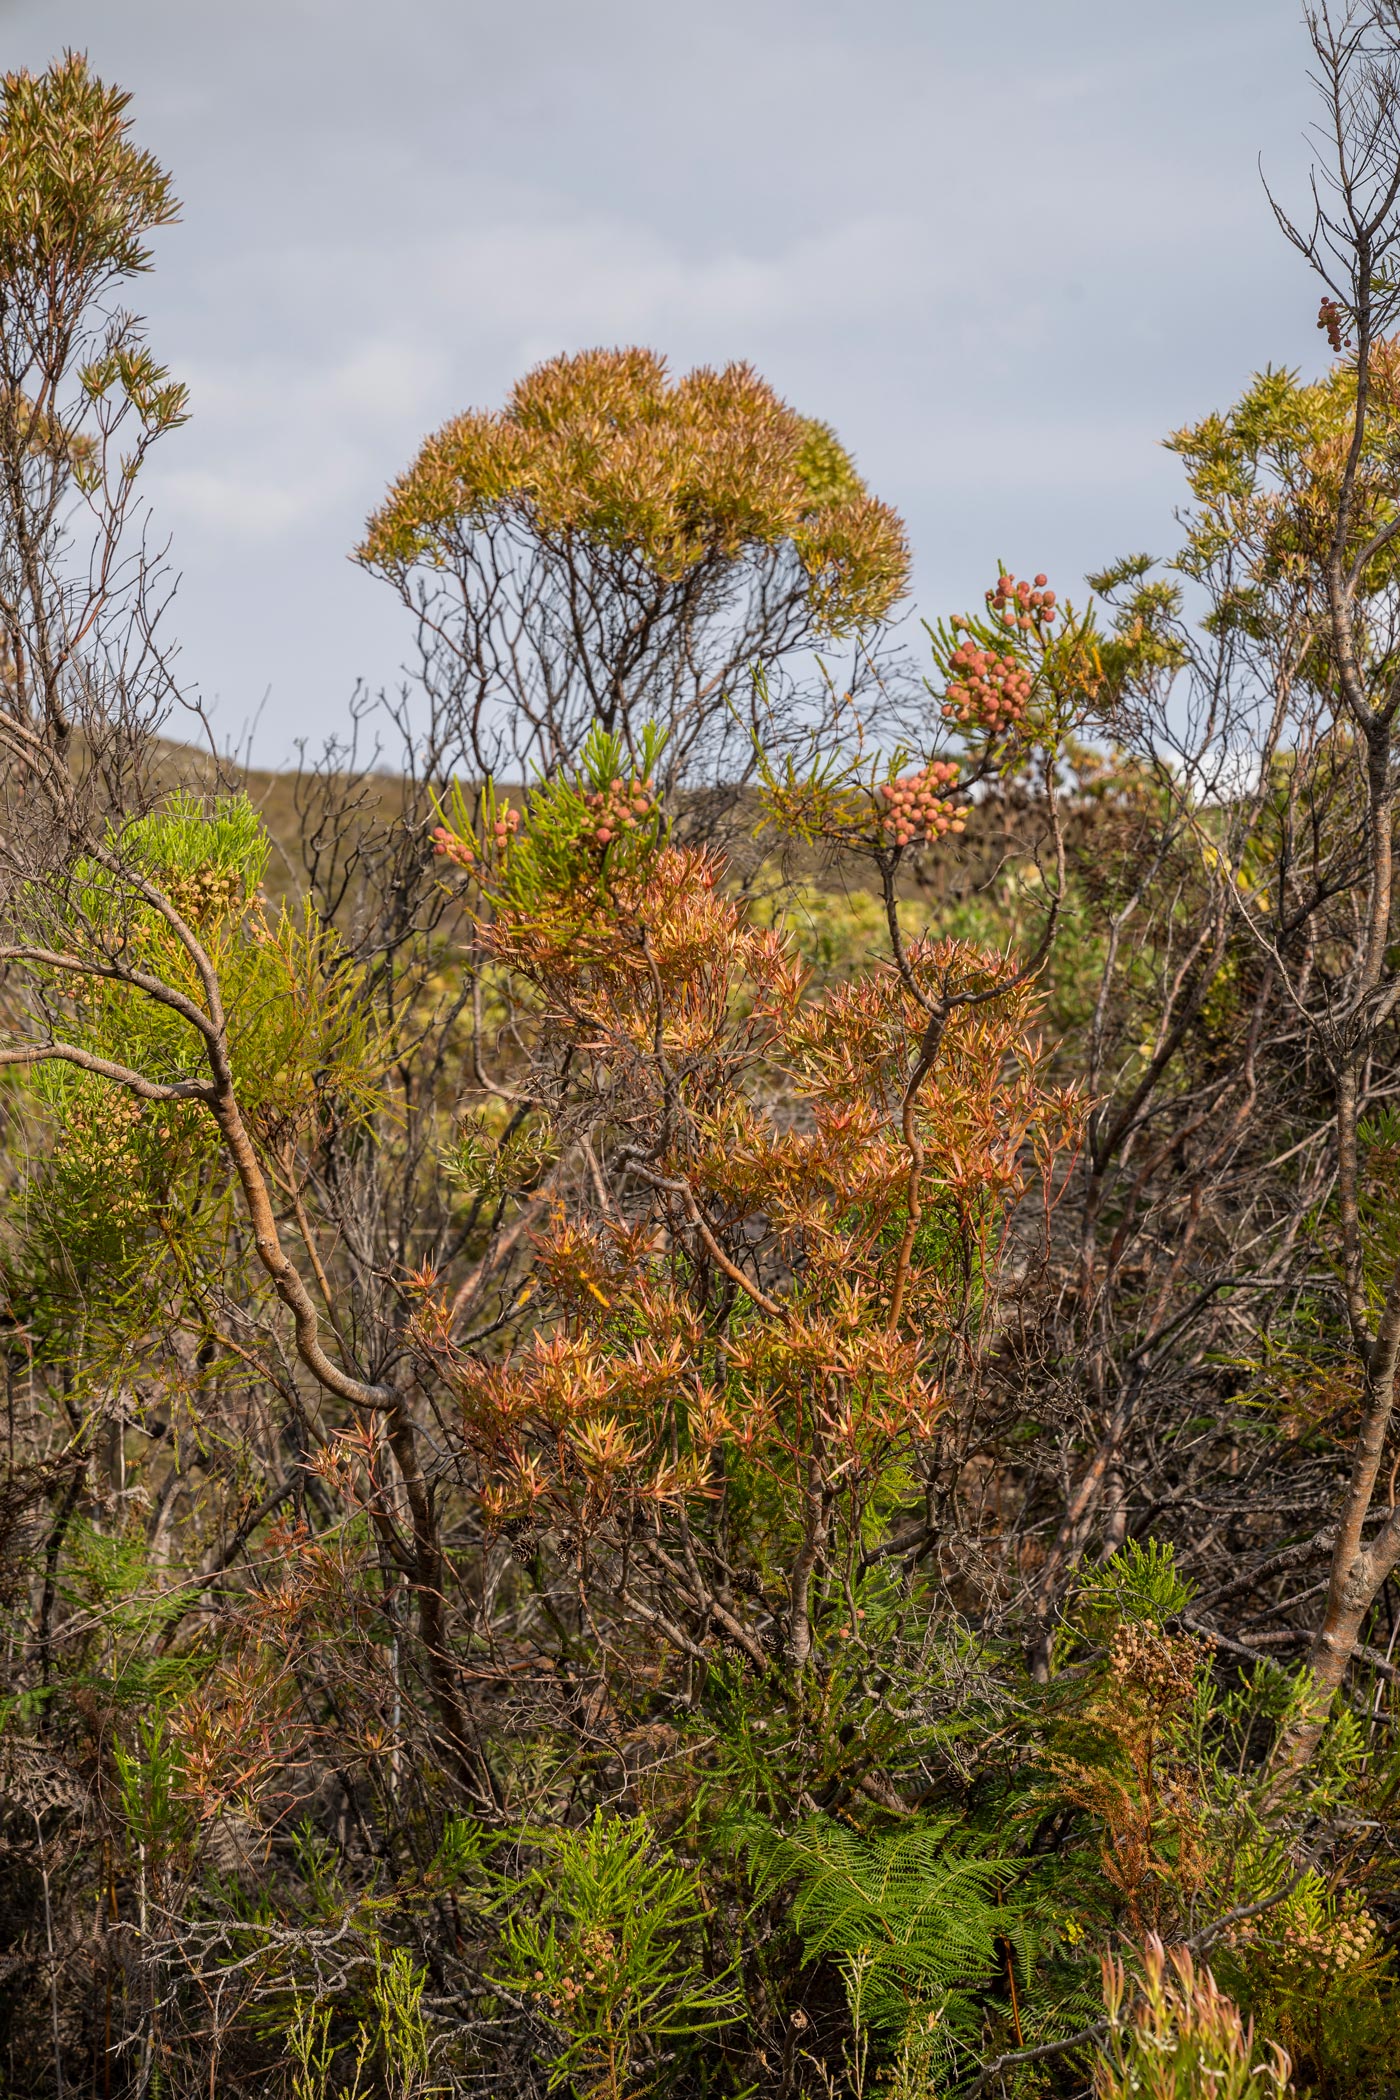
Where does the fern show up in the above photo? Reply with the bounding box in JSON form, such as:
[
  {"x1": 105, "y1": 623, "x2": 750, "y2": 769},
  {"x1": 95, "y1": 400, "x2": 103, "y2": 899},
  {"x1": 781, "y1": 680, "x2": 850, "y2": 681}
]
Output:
[{"x1": 736, "y1": 1813, "x2": 1030, "y2": 2077}]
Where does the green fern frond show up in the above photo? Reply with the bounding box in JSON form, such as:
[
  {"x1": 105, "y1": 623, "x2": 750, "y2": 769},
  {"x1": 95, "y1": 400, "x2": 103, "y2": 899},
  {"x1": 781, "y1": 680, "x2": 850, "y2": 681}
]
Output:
[{"x1": 736, "y1": 1812, "x2": 1028, "y2": 2070}]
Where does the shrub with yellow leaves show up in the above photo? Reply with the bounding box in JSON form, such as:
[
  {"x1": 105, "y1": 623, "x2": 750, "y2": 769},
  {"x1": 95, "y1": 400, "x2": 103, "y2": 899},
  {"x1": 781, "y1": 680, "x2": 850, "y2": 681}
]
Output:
[{"x1": 357, "y1": 348, "x2": 909, "y2": 790}]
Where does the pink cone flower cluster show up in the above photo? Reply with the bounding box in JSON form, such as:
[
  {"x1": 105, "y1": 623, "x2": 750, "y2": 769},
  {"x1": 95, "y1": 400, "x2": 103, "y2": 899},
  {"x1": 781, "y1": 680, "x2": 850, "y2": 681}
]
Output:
[
  {"x1": 878, "y1": 760, "x2": 965, "y2": 847},
  {"x1": 943, "y1": 642, "x2": 1033, "y2": 734},
  {"x1": 941, "y1": 573, "x2": 1058, "y2": 734},
  {"x1": 432, "y1": 800, "x2": 520, "y2": 873},
  {"x1": 585, "y1": 773, "x2": 656, "y2": 846},
  {"x1": 989, "y1": 570, "x2": 1056, "y2": 632}
]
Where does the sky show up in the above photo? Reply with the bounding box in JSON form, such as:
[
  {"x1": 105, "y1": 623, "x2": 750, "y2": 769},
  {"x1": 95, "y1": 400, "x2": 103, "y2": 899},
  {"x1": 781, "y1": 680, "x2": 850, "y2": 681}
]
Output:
[{"x1": 3, "y1": 0, "x2": 1324, "y2": 763}]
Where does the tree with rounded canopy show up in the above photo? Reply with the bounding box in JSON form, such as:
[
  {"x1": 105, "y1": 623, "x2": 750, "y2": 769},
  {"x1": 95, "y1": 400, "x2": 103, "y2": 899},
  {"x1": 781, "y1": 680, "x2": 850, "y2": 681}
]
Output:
[{"x1": 356, "y1": 346, "x2": 910, "y2": 796}]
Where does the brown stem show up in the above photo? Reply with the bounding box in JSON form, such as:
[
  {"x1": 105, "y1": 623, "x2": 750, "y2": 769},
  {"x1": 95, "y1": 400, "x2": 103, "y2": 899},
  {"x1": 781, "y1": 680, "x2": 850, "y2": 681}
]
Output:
[
  {"x1": 785, "y1": 1443, "x2": 828, "y2": 1672},
  {"x1": 888, "y1": 1005, "x2": 949, "y2": 1329}
]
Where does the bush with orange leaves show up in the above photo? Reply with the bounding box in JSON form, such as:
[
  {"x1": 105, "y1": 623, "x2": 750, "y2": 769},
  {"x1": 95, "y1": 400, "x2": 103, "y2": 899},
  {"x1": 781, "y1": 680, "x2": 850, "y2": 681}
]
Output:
[{"x1": 414, "y1": 723, "x2": 1083, "y2": 1707}]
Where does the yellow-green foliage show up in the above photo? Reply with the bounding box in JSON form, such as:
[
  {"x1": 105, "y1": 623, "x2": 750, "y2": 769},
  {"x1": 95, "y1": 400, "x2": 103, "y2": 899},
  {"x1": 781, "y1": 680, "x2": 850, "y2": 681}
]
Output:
[
  {"x1": 1096, "y1": 346, "x2": 1400, "y2": 678},
  {"x1": 492, "y1": 1811, "x2": 739, "y2": 2099},
  {"x1": 31, "y1": 795, "x2": 381, "y2": 1282},
  {"x1": 60, "y1": 795, "x2": 378, "y2": 1121},
  {"x1": 285, "y1": 1947, "x2": 434, "y2": 2100},
  {"x1": 357, "y1": 346, "x2": 909, "y2": 634},
  {"x1": 0, "y1": 52, "x2": 187, "y2": 485},
  {"x1": 1164, "y1": 358, "x2": 1383, "y2": 588},
  {"x1": 0, "y1": 49, "x2": 178, "y2": 283}
]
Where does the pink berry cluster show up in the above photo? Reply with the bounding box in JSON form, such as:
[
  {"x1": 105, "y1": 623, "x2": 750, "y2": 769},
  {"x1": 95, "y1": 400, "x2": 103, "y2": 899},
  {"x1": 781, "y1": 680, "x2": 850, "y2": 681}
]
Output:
[
  {"x1": 989, "y1": 570, "x2": 1057, "y2": 632},
  {"x1": 943, "y1": 641, "x2": 1033, "y2": 734},
  {"x1": 941, "y1": 573, "x2": 1058, "y2": 734},
  {"x1": 878, "y1": 760, "x2": 965, "y2": 847},
  {"x1": 431, "y1": 800, "x2": 520, "y2": 873},
  {"x1": 585, "y1": 773, "x2": 656, "y2": 846},
  {"x1": 432, "y1": 825, "x2": 472, "y2": 868},
  {"x1": 1318, "y1": 295, "x2": 1346, "y2": 354}
]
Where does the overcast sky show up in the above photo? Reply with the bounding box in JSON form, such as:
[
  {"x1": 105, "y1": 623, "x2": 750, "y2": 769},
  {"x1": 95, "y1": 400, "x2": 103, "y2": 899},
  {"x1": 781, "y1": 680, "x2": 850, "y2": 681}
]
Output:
[{"x1": 4, "y1": 1, "x2": 1324, "y2": 763}]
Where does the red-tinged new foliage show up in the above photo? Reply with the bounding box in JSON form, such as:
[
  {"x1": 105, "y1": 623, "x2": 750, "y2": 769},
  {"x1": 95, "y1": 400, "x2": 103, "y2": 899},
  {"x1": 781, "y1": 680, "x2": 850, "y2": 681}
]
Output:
[{"x1": 416, "y1": 774, "x2": 1084, "y2": 1539}]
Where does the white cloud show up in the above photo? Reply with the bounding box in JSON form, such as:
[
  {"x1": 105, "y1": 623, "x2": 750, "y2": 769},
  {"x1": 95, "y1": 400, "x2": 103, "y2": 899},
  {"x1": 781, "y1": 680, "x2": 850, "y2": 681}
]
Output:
[
  {"x1": 0, "y1": 0, "x2": 1326, "y2": 756},
  {"x1": 149, "y1": 214, "x2": 937, "y2": 551},
  {"x1": 151, "y1": 336, "x2": 450, "y2": 540},
  {"x1": 157, "y1": 468, "x2": 319, "y2": 538}
]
